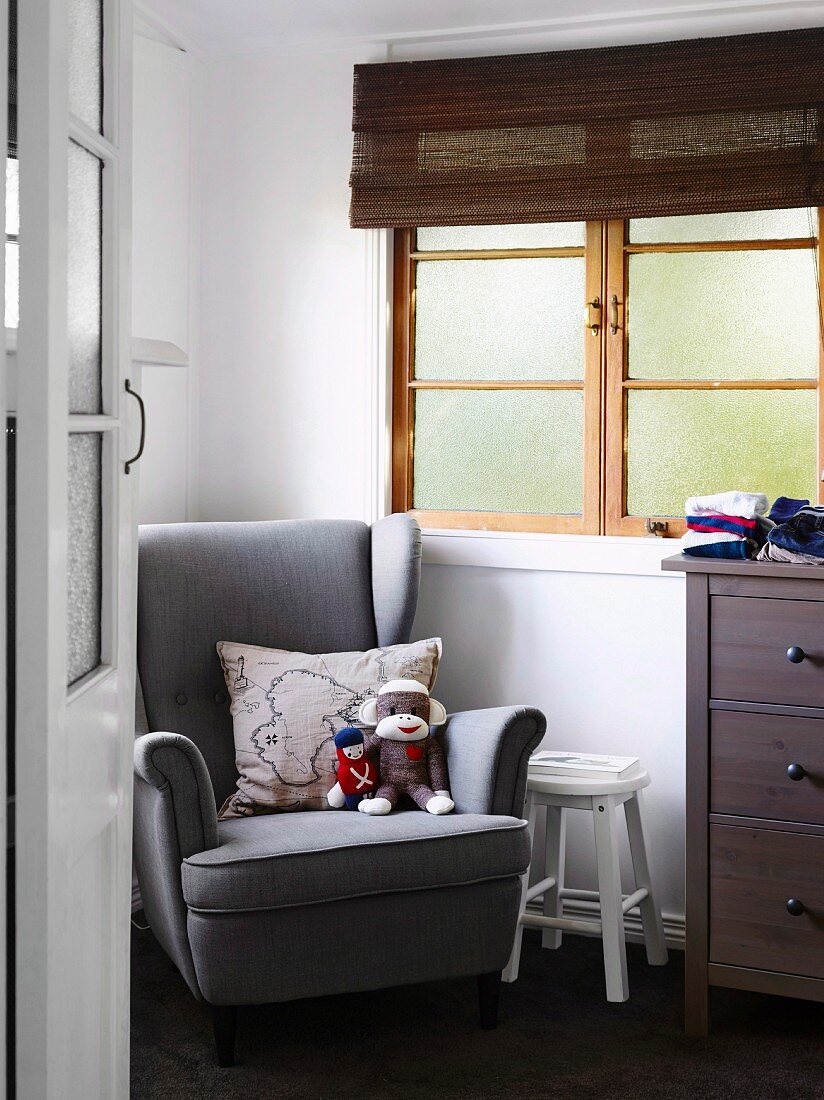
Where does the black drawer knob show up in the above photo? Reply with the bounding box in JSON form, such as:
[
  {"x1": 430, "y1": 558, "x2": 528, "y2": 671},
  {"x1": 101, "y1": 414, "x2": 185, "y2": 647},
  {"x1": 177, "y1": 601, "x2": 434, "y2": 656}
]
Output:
[
  {"x1": 787, "y1": 646, "x2": 807, "y2": 664},
  {"x1": 786, "y1": 898, "x2": 806, "y2": 917},
  {"x1": 787, "y1": 763, "x2": 807, "y2": 782}
]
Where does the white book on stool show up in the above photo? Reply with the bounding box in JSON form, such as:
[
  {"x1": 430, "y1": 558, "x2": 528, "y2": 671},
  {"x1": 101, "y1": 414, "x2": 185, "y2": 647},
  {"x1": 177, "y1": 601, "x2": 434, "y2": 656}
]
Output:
[{"x1": 529, "y1": 751, "x2": 639, "y2": 779}]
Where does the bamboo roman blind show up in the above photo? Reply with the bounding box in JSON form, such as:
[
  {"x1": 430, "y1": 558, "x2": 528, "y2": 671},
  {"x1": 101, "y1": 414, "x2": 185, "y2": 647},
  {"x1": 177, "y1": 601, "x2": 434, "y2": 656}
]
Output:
[{"x1": 349, "y1": 28, "x2": 824, "y2": 228}]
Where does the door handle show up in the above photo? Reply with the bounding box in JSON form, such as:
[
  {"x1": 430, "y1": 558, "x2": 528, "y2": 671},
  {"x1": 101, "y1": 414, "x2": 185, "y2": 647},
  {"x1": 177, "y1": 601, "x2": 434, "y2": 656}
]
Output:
[
  {"x1": 584, "y1": 297, "x2": 601, "y2": 336},
  {"x1": 124, "y1": 379, "x2": 146, "y2": 474}
]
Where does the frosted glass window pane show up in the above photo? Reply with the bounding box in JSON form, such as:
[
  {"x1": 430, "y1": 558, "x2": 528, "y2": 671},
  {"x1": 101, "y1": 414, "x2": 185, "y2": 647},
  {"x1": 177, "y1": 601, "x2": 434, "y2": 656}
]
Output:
[
  {"x1": 69, "y1": 0, "x2": 103, "y2": 132},
  {"x1": 68, "y1": 141, "x2": 102, "y2": 413},
  {"x1": 413, "y1": 390, "x2": 583, "y2": 514},
  {"x1": 415, "y1": 259, "x2": 585, "y2": 381},
  {"x1": 626, "y1": 390, "x2": 816, "y2": 517},
  {"x1": 6, "y1": 157, "x2": 18, "y2": 236},
  {"x1": 628, "y1": 250, "x2": 819, "y2": 380},
  {"x1": 418, "y1": 223, "x2": 585, "y2": 250},
  {"x1": 630, "y1": 208, "x2": 814, "y2": 243},
  {"x1": 67, "y1": 433, "x2": 102, "y2": 686},
  {"x1": 5, "y1": 242, "x2": 17, "y2": 330}
]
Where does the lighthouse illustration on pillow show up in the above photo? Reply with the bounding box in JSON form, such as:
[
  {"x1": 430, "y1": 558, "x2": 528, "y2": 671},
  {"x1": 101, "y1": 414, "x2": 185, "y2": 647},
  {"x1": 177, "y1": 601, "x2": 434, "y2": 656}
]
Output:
[{"x1": 326, "y1": 727, "x2": 379, "y2": 810}]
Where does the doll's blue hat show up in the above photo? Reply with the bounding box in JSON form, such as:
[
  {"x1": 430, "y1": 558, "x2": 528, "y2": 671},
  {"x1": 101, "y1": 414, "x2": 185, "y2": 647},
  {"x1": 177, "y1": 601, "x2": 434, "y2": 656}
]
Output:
[{"x1": 335, "y1": 726, "x2": 364, "y2": 749}]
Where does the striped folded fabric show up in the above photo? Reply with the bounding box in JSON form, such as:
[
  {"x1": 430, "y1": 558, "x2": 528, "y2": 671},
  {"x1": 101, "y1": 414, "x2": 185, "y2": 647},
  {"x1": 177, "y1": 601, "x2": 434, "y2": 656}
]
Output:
[
  {"x1": 686, "y1": 512, "x2": 756, "y2": 537},
  {"x1": 680, "y1": 530, "x2": 750, "y2": 560}
]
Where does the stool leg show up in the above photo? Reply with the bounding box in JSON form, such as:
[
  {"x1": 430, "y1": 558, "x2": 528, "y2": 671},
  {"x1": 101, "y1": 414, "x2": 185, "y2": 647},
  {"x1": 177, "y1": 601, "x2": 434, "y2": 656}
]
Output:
[
  {"x1": 502, "y1": 792, "x2": 537, "y2": 983},
  {"x1": 542, "y1": 806, "x2": 566, "y2": 950},
  {"x1": 624, "y1": 789, "x2": 668, "y2": 966},
  {"x1": 592, "y1": 794, "x2": 629, "y2": 1003}
]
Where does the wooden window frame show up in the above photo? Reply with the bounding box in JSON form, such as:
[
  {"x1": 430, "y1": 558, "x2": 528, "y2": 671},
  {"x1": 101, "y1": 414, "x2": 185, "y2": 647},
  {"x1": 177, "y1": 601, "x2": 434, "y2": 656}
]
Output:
[
  {"x1": 392, "y1": 225, "x2": 602, "y2": 534},
  {"x1": 605, "y1": 215, "x2": 824, "y2": 537},
  {"x1": 393, "y1": 216, "x2": 824, "y2": 537}
]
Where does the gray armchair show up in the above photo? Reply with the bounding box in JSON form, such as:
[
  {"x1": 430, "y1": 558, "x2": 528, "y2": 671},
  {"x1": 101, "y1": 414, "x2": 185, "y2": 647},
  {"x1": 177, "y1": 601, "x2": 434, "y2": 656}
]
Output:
[{"x1": 133, "y1": 515, "x2": 545, "y2": 1066}]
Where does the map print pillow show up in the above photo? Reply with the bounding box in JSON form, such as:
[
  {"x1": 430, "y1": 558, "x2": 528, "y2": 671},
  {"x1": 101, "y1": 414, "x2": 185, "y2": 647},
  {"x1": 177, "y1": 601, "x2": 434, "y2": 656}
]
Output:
[{"x1": 216, "y1": 638, "x2": 443, "y2": 818}]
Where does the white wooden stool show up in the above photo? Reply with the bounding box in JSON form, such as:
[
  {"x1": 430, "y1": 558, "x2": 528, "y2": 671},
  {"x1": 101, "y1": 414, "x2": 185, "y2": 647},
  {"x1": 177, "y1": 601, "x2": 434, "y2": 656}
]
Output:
[{"x1": 503, "y1": 765, "x2": 668, "y2": 1001}]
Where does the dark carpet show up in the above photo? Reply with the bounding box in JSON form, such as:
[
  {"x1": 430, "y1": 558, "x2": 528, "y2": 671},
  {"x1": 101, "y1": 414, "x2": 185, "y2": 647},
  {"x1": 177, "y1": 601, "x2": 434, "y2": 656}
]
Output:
[{"x1": 131, "y1": 924, "x2": 824, "y2": 1099}]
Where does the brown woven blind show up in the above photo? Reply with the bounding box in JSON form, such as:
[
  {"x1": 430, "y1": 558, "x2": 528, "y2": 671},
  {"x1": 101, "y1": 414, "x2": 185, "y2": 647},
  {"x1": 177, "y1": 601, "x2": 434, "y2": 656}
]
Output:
[{"x1": 350, "y1": 28, "x2": 824, "y2": 228}]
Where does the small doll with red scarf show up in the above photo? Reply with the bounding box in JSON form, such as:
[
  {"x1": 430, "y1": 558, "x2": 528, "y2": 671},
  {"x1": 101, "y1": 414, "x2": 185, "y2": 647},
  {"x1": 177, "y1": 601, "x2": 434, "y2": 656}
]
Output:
[
  {"x1": 356, "y1": 679, "x2": 453, "y2": 816},
  {"x1": 326, "y1": 726, "x2": 379, "y2": 810}
]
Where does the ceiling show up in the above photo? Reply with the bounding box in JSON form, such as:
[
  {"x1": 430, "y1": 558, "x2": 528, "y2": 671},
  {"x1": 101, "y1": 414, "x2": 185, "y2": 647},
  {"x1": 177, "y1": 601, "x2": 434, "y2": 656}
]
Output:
[{"x1": 144, "y1": 0, "x2": 824, "y2": 53}]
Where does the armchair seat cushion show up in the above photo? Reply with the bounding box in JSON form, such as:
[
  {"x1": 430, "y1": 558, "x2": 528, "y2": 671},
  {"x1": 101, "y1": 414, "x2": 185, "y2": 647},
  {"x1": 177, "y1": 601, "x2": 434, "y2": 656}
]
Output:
[{"x1": 181, "y1": 810, "x2": 530, "y2": 913}]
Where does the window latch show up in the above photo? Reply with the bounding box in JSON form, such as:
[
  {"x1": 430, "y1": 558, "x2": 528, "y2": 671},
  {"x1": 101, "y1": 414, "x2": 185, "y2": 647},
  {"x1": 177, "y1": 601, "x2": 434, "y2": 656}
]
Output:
[
  {"x1": 609, "y1": 294, "x2": 621, "y2": 335},
  {"x1": 645, "y1": 518, "x2": 668, "y2": 537}
]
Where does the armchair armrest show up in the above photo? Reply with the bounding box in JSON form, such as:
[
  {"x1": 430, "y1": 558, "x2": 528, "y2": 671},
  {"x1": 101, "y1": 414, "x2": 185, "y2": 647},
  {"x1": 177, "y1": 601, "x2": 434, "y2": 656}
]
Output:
[
  {"x1": 439, "y1": 706, "x2": 546, "y2": 817},
  {"x1": 134, "y1": 732, "x2": 219, "y2": 857},
  {"x1": 133, "y1": 732, "x2": 219, "y2": 1000}
]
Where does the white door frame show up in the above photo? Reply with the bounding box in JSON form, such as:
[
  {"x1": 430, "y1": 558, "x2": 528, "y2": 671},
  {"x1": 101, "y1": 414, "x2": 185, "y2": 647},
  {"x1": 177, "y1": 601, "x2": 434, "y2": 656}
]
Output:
[
  {"x1": 0, "y1": 1, "x2": 8, "y2": 1096},
  {"x1": 17, "y1": 0, "x2": 135, "y2": 1095}
]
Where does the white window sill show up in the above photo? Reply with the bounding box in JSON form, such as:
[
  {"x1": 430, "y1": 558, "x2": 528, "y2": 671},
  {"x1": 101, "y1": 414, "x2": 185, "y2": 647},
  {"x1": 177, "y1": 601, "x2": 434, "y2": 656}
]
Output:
[
  {"x1": 5, "y1": 333, "x2": 188, "y2": 366},
  {"x1": 131, "y1": 337, "x2": 188, "y2": 367},
  {"x1": 421, "y1": 528, "x2": 683, "y2": 577}
]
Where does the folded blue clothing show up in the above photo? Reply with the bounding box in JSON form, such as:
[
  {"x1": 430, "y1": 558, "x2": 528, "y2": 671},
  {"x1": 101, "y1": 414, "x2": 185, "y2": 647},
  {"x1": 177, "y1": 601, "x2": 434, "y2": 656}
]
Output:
[
  {"x1": 682, "y1": 539, "x2": 750, "y2": 560},
  {"x1": 768, "y1": 496, "x2": 810, "y2": 525},
  {"x1": 768, "y1": 506, "x2": 824, "y2": 560}
]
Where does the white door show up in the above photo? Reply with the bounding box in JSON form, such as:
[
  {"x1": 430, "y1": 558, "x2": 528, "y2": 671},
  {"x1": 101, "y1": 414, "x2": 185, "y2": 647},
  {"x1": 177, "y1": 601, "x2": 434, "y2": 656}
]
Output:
[
  {"x1": 17, "y1": 0, "x2": 136, "y2": 1096},
  {"x1": 0, "y1": 1, "x2": 8, "y2": 1096}
]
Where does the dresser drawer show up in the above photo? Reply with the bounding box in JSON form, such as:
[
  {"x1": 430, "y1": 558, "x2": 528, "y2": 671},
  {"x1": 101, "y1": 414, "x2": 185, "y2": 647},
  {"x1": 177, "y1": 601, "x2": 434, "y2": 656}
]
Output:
[
  {"x1": 711, "y1": 595, "x2": 824, "y2": 708},
  {"x1": 710, "y1": 824, "x2": 824, "y2": 979},
  {"x1": 711, "y1": 710, "x2": 824, "y2": 824}
]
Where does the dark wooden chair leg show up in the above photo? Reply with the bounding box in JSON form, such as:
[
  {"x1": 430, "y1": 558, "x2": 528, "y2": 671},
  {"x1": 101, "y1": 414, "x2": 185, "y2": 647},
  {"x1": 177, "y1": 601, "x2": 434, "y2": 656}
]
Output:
[
  {"x1": 209, "y1": 1004, "x2": 238, "y2": 1067},
  {"x1": 477, "y1": 971, "x2": 501, "y2": 1030}
]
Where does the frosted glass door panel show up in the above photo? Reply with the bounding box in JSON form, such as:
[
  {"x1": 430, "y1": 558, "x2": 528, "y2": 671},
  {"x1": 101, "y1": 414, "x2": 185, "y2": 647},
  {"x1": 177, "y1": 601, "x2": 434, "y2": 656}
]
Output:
[
  {"x1": 6, "y1": 157, "x2": 18, "y2": 328},
  {"x1": 6, "y1": 156, "x2": 18, "y2": 234},
  {"x1": 67, "y1": 433, "x2": 102, "y2": 685},
  {"x1": 68, "y1": 141, "x2": 103, "y2": 413},
  {"x1": 628, "y1": 250, "x2": 819, "y2": 380},
  {"x1": 630, "y1": 208, "x2": 814, "y2": 243},
  {"x1": 418, "y1": 222, "x2": 585, "y2": 250},
  {"x1": 413, "y1": 389, "x2": 583, "y2": 514},
  {"x1": 69, "y1": 0, "x2": 103, "y2": 132},
  {"x1": 415, "y1": 258, "x2": 585, "y2": 380},
  {"x1": 626, "y1": 390, "x2": 816, "y2": 517},
  {"x1": 5, "y1": 241, "x2": 17, "y2": 329}
]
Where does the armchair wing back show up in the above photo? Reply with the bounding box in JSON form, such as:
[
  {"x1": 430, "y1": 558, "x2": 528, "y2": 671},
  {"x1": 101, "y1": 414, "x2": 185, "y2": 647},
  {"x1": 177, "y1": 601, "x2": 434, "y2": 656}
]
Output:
[{"x1": 137, "y1": 515, "x2": 421, "y2": 807}]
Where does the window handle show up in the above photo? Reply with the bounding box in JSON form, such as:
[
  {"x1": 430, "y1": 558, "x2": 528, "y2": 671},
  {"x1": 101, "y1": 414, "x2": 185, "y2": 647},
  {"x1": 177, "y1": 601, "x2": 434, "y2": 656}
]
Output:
[
  {"x1": 609, "y1": 294, "x2": 621, "y2": 335},
  {"x1": 124, "y1": 379, "x2": 146, "y2": 474},
  {"x1": 585, "y1": 297, "x2": 601, "y2": 336}
]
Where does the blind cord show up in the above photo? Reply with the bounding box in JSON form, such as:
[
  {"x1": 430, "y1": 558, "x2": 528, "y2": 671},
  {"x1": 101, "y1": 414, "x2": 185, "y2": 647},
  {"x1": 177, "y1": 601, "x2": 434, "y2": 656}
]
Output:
[{"x1": 803, "y1": 108, "x2": 824, "y2": 358}]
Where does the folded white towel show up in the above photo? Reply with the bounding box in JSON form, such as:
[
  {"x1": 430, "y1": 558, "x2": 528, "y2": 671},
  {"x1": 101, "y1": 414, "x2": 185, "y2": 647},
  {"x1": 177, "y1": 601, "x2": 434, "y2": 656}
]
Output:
[
  {"x1": 684, "y1": 490, "x2": 769, "y2": 520},
  {"x1": 681, "y1": 530, "x2": 746, "y2": 550}
]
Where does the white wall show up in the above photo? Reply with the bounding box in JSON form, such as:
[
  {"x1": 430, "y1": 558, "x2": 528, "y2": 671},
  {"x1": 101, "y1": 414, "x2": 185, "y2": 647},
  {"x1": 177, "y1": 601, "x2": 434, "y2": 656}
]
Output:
[
  {"x1": 132, "y1": 33, "x2": 198, "y2": 524},
  {"x1": 193, "y1": 42, "x2": 690, "y2": 935},
  {"x1": 413, "y1": 563, "x2": 686, "y2": 926},
  {"x1": 197, "y1": 46, "x2": 385, "y2": 523}
]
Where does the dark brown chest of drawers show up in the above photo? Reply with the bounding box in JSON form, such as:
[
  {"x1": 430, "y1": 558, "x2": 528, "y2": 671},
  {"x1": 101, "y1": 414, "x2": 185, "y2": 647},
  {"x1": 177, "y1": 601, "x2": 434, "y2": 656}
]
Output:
[{"x1": 663, "y1": 555, "x2": 824, "y2": 1035}]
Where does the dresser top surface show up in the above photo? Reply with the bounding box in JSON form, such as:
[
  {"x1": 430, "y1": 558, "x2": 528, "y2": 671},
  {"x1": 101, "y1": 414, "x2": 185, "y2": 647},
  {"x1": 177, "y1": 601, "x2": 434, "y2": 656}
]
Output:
[{"x1": 662, "y1": 554, "x2": 824, "y2": 580}]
